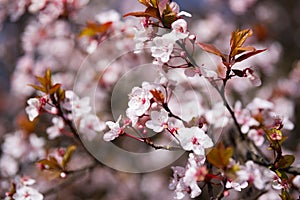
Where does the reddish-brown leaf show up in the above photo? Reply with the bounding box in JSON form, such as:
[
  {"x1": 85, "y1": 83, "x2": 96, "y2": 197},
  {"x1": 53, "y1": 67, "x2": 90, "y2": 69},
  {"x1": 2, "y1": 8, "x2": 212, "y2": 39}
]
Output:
[
  {"x1": 49, "y1": 83, "x2": 62, "y2": 95},
  {"x1": 197, "y1": 42, "x2": 226, "y2": 61},
  {"x1": 235, "y1": 49, "x2": 266, "y2": 62},
  {"x1": 138, "y1": 0, "x2": 158, "y2": 8},
  {"x1": 150, "y1": 89, "x2": 165, "y2": 103},
  {"x1": 37, "y1": 157, "x2": 62, "y2": 171},
  {"x1": 230, "y1": 29, "x2": 253, "y2": 58},
  {"x1": 207, "y1": 142, "x2": 233, "y2": 169},
  {"x1": 79, "y1": 21, "x2": 112, "y2": 37}
]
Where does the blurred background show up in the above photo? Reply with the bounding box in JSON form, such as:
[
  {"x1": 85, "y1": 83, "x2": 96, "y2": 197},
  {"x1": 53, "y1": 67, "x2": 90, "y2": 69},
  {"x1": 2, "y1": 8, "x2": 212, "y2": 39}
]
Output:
[{"x1": 0, "y1": 0, "x2": 300, "y2": 199}]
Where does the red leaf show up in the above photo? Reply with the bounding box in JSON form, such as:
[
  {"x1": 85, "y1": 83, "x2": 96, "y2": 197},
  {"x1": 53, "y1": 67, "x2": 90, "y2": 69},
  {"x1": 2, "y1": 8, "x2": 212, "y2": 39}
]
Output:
[
  {"x1": 197, "y1": 42, "x2": 226, "y2": 61},
  {"x1": 123, "y1": 7, "x2": 160, "y2": 20},
  {"x1": 235, "y1": 49, "x2": 266, "y2": 62}
]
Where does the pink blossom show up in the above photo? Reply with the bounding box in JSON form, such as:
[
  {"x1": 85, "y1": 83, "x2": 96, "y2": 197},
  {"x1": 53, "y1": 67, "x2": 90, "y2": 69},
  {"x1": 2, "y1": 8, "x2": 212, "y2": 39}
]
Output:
[
  {"x1": 46, "y1": 117, "x2": 65, "y2": 139},
  {"x1": 236, "y1": 161, "x2": 271, "y2": 190},
  {"x1": 79, "y1": 114, "x2": 106, "y2": 140},
  {"x1": 0, "y1": 154, "x2": 18, "y2": 177},
  {"x1": 234, "y1": 101, "x2": 259, "y2": 133},
  {"x1": 225, "y1": 179, "x2": 248, "y2": 191},
  {"x1": 64, "y1": 91, "x2": 91, "y2": 119},
  {"x1": 205, "y1": 102, "x2": 229, "y2": 128},
  {"x1": 145, "y1": 109, "x2": 168, "y2": 133},
  {"x1": 177, "y1": 127, "x2": 213, "y2": 155},
  {"x1": 248, "y1": 129, "x2": 265, "y2": 146},
  {"x1": 151, "y1": 33, "x2": 177, "y2": 63},
  {"x1": 103, "y1": 115, "x2": 123, "y2": 141},
  {"x1": 171, "y1": 19, "x2": 189, "y2": 39},
  {"x1": 25, "y1": 98, "x2": 41, "y2": 121},
  {"x1": 12, "y1": 186, "x2": 44, "y2": 200},
  {"x1": 126, "y1": 85, "x2": 152, "y2": 123},
  {"x1": 28, "y1": 0, "x2": 47, "y2": 13}
]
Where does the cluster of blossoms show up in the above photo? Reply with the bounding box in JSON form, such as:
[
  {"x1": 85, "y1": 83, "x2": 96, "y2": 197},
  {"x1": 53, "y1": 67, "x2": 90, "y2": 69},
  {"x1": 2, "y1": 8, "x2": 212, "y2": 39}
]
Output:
[
  {"x1": 1, "y1": 0, "x2": 300, "y2": 199},
  {"x1": 4, "y1": 177, "x2": 43, "y2": 200}
]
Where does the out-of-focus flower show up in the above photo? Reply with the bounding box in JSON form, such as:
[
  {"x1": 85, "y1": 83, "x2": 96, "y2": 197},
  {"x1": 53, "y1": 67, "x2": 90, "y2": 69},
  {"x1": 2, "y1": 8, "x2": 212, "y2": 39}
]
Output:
[
  {"x1": 205, "y1": 102, "x2": 229, "y2": 128},
  {"x1": 225, "y1": 179, "x2": 248, "y2": 191},
  {"x1": 79, "y1": 114, "x2": 106, "y2": 140},
  {"x1": 0, "y1": 155, "x2": 18, "y2": 177},
  {"x1": 236, "y1": 161, "x2": 273, "y2": 190},
  {"x1": 46, "y1": 117, "x2": 64, "y2": 139},
  {"x1": 177, "y1": 127, "x2": 213, "y2": 155},
  {"x1": 234, "y1": 101, "x2": 259, "y2": 133},
  {"x1": 64, "y1": 91, "x2": 91, "y2": 119},
  {"x1": 248, "y1": 129, "x2": 264, "y2": 146}
]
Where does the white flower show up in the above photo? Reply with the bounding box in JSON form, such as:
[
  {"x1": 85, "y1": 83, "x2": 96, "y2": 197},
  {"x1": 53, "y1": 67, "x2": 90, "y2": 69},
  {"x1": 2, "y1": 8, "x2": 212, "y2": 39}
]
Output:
[
  {"x1": 0, "y1": 155, "x2": 18, "y2": 177},
  {"x1": 169, "y1": 166, "x2": 186, "y2": 191},
  {"x1": 25, "y1": 98, "x2": 41, "y2": 121},
  {"x1": 2, "y1": 131, "x2": 27, "y2": 159},
  {"x1": 225, "y1": 179, "x2": 248, "y2": 191},
  {"x1": 151, "y1": 33, "x2": 177, "y2": 63},
  {"x1": 28, "y1": 134, "x2": 45, "y2": 161},
  {"x1": 177, "y1": 127, "x2": 213, "y2": 155},
  {"x1": 126, "y1": 107, "x2": 139, "y2": 127},
  {"x1": 28, "y1": 0, "x2": 47, "y2": 13},
  {"x1": 126, "y1": 85, "x2": 152, "y2": 126},
  {"x1": 103, "y1": 115, "x2": 123, "y2": 141},
  {"x1": 64, "y1": 91, "x2": 91, "y2": 119},
  {"x1": 13, "y1": 186, "x2": 43, "y2": 200},
  {"x1": 46, "y1": 117, "x2": 64, "y2": 139},
  {"x1": 133, "y1": 25, "x2": 153, "y2": 53},
  {"x1": 72, "y1": 96, "x2": 91, "y2": 118},
  {"x1": 79, "y1": 114, "x2": 106, "y2": 140},
  {"x1": 234, "y1": 101, "x2": 259, "y2": 133},
  {"x1": 183, "y1": 166, "x2": 204, "y2": 198},
  {"x1": 171, "y1": 19, "x2": 189, "y2": 39},
  {"x1": 236, "y1": 161, "x2": 270, "y2": 190},
  {"x1": 293, "y1": 175, "x2": 300, "y2": 188},
  {"x1": 145, "y1": 109, "x2": 168, "y2": 132},
  {"x1": 246, "y1": 97, "x2": 274, "y2": 111}
]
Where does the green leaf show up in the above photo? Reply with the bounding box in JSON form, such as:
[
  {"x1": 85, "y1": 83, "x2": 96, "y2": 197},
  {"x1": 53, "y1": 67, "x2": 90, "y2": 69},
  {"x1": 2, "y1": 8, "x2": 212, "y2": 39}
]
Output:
[
  {"x1": 277, "y1": 155, "x2": 295, "y2": 169},
  {"x1": 161, "y1": 4, "x2": 177, "y2": 27},
  {"x1": 275, "y1": 169, "x2": 289, "y2": 180},
  {"x1": 280, "y1": 189, "x2": 294, "y2": 200},
  {"x1": 207, "y1": 142, "x2": 233, "y2": 169},
  {"x1": 62, "y1": 145, "x2": 77, "y2": 169}
]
